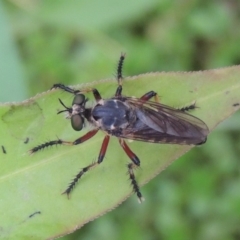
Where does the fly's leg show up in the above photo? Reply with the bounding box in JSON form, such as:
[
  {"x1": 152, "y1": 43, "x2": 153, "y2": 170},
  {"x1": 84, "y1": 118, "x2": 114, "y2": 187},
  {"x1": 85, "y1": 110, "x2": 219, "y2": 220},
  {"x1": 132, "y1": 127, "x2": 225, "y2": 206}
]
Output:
[
  {"x1": 115, "y1": 53, "x2": 126, "y2": 97},
  {"x1": 52, "y1": 84, "x2": 80, "y2": 95},
  {"x1": 115, "y1": 85, "x2": 123, "y2": 98},
  {"x1": 85, "y1": 88, "x2": 102, "y2": 102},
  {"x1": 52, "y1": 84, "x2": 102, "y2": 102},
  {"x1": 117, "y1": 53, "x2": 125, "y2": 86},
  {"x1": 140, "y1": 91, "x2": 159, "y2": 102},
  {"x1": 178, "y1": 101, "x2": 198, "y2": 112},
  {"x1": 63, "y1": 135, "x2": 110, "y2": 197},
  {"x1": 53, "y1": 54, "x2": 126, "y2": 99},
  {"x1": 29, "y1": 129, "x2": 99, "y2": 154},
  {"x1": 141, "y1": 91, "x2": 197, "y2": 112},
  {"x1": 119, "y1": 139, "x2": 144, "y2": 203}
]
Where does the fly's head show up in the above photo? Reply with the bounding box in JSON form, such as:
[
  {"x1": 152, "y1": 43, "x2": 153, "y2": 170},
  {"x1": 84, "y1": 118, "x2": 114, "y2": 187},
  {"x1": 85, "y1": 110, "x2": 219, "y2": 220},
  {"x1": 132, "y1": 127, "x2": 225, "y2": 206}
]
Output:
[{"x1": 58, "y1": 94, "x2": 87, "y2": 131}]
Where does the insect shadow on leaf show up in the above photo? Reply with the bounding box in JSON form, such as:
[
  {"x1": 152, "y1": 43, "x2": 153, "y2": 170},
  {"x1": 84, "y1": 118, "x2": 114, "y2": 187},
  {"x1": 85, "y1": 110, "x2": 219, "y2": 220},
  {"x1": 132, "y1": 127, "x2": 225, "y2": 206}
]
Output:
[{"x1": 30, "y1": 54, "x2": 209, "y2": 202}]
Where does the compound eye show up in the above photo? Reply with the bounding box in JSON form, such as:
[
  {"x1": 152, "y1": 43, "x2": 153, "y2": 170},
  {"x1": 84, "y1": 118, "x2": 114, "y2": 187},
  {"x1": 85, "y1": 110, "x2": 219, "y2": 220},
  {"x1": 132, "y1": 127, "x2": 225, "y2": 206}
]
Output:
[
  {"x1": 71, "y1": 114, "x2": 84, "y2": 131},
  {"x1": 72, "y1": 94, "x2": 85, "y2": 105}
]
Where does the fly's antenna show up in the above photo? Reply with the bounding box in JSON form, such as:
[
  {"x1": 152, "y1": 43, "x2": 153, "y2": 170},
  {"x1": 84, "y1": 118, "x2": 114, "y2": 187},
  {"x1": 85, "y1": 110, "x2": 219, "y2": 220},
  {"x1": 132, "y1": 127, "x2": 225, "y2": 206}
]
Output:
[
  {"x1": 117, "y1": 53, "x2": 126, "y2": 86},
  {"x1": 57, "y1": 98, "x2": 72, "y2": 115}
]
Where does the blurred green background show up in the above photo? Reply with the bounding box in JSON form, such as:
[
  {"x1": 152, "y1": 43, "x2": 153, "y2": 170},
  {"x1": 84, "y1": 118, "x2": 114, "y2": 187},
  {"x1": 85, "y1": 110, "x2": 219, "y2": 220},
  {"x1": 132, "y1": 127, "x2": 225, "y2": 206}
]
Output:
[{"x1": 1, "y1": 0, "x2": 240, "y2": 239}]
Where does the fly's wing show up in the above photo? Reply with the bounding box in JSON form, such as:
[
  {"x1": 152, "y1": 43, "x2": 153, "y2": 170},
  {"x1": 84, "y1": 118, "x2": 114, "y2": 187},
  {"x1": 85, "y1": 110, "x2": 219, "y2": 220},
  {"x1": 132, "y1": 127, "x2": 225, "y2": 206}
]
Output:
[{"x1": 118, "y1": 98, "x2": 209, "y2": 145}]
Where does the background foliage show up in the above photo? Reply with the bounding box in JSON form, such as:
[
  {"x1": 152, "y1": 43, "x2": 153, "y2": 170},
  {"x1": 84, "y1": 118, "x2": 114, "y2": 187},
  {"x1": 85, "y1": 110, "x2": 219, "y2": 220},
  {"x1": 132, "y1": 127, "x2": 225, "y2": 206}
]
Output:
[{"x1": 1, "y1": 0, "x2": 240, "y2": 239}]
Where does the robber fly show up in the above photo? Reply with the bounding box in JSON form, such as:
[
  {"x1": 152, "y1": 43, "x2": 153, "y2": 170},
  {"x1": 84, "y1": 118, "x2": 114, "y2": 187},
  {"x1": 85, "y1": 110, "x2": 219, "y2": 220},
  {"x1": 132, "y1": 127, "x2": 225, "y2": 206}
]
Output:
[{"x1": 30, "y1": 54, "x2": 209, "y2": 202}]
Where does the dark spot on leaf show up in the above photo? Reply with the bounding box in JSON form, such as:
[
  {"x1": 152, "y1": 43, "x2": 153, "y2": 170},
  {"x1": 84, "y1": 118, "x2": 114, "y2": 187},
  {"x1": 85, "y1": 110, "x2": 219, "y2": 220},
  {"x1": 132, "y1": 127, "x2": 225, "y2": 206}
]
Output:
[
  {"x1": 1, "y1": 146, "x2": 6, "y2": 154},
  {"x1": 233, "y1": 103, "x2": 239, "y2": 107},
  {"x1": 29, "y1": 211, "x2": 41, "y2": 218},
  {"x1": 24, "y1": 137, "x2": 29, "y2": 144}
]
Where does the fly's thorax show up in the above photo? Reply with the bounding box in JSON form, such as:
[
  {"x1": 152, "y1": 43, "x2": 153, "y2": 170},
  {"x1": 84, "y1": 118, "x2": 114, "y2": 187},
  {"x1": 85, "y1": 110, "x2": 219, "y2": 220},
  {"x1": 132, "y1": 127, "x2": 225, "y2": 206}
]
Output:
[{"x1": 91, "y1": 98, "x2": 136, "y2": 131}]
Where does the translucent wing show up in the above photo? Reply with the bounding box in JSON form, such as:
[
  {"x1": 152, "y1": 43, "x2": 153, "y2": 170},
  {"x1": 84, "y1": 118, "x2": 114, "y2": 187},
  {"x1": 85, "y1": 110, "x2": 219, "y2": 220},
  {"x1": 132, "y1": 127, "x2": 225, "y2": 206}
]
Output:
[{"x1": 116, "y1": 97, "x2": 209, "y2": 145}]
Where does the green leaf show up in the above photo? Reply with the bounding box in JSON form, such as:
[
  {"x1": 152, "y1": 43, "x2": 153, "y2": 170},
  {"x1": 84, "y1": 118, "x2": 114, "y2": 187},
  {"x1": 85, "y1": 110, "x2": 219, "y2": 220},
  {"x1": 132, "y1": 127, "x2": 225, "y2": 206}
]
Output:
[{"x1": 0, "y1": 66, "x2": 240, "y2": 239}]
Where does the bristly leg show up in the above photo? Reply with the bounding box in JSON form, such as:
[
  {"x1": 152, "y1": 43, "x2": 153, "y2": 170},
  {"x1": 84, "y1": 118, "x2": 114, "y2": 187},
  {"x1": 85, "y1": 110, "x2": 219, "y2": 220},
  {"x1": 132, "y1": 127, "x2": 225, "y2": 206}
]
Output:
[
  {"x1": 29, "y1": 129, "x2": 99, "y2": 154},
  {"x1": 53, "y1": 53, "x2": 126, "y2": 99},
  {"x1": 119, "y1": 139, "x2": 144, "y2": 203},
  {"x1": 52, "y1": 83, "x2": 103, "y2": 103},
  {"x1": 117, "y1": 53, "x2": 126, "y2": 85},
  {"x1": 115, "y1": 53, "x2": 125, "y2": 97},
  {"x1": 29, "y1": 139, "x2": 64, "y2": 154},
  {"x1": 51, "y1": 83, "x2": 80, "y2": 95},
  {"x1": 179, "y1": 101, "x2": 197, "y2": 112},
  {"x1": 128, "y1": 163, "x2": 145, "y2": 203},
  {"x1": 62, "y1": 161, "x2": 98, "y2": 197},
  {"x1": 62, "y1": 135, "x2": 110, "y2": 197}
]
